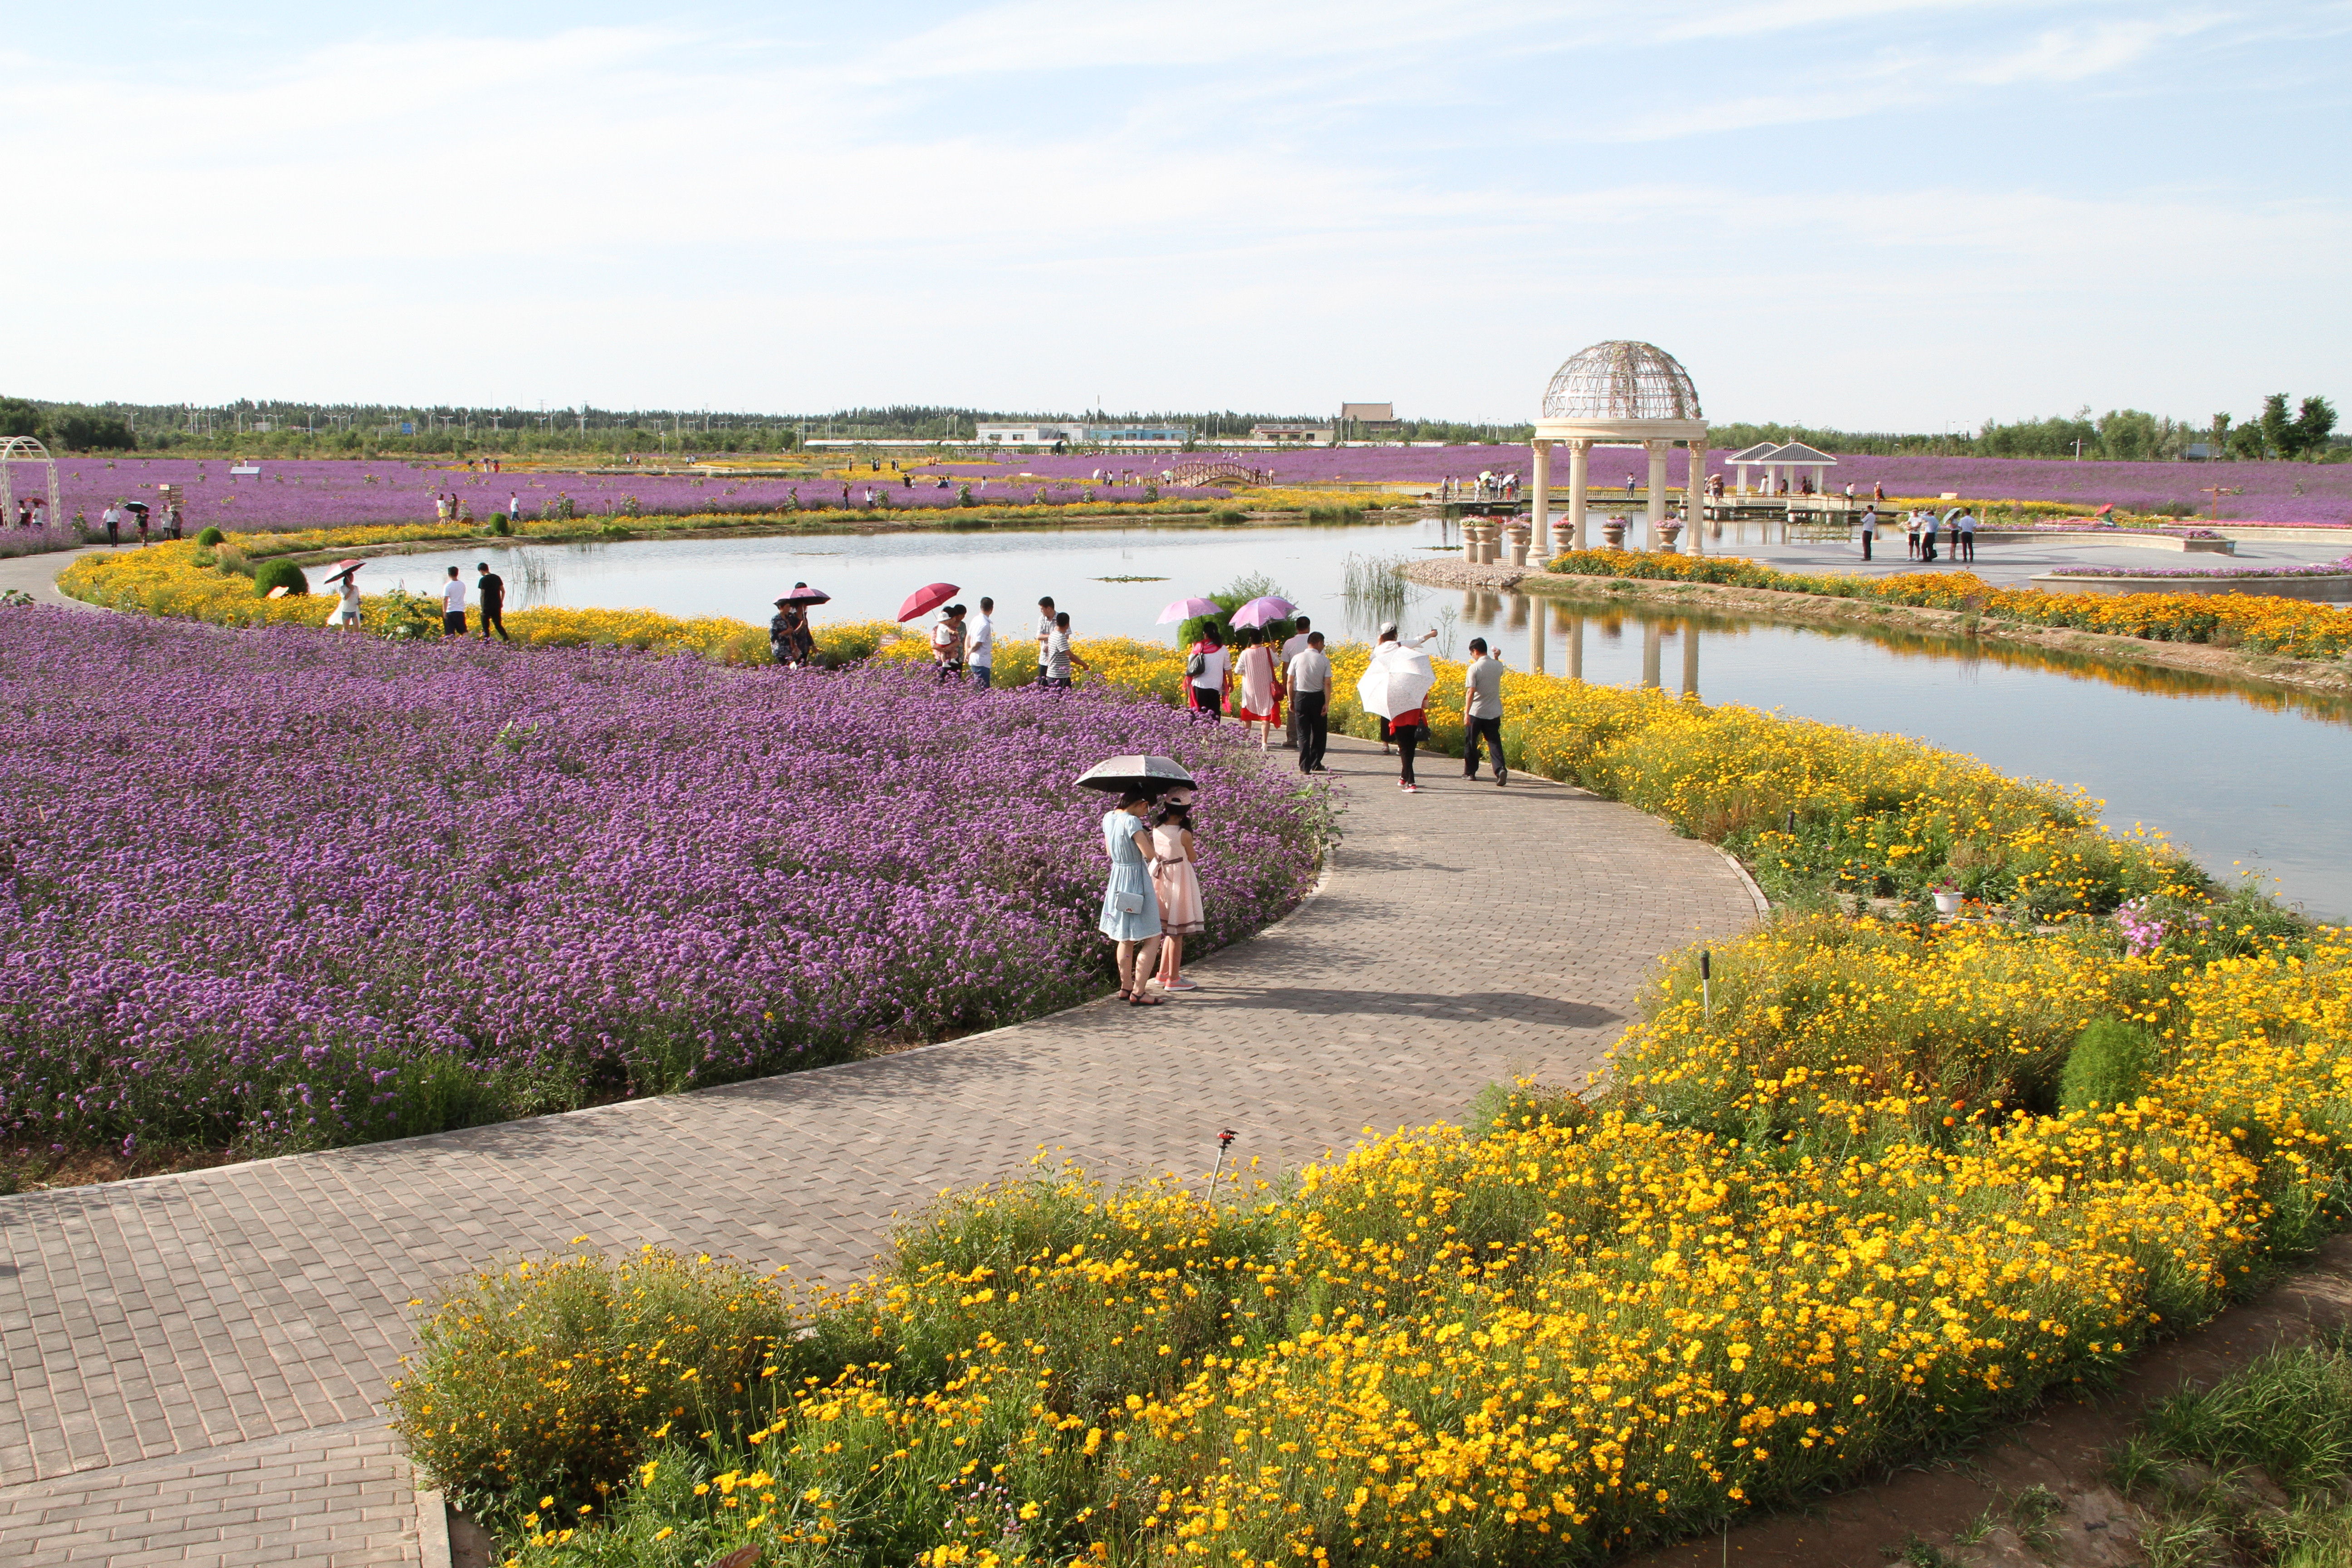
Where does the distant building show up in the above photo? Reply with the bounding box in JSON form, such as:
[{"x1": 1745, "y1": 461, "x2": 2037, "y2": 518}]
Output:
[
  {"x1": 1340, "y1": 402, "x2": 1399, "y2": 433},
  {"x1": 974, "y1": 421, "x2": 1190, "y2": 447},
  {"x1": 1251, "y1": 423, "x2": 1335, "y2": 445}
]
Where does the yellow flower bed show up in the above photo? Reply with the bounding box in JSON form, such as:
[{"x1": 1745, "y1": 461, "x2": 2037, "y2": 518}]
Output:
[
  {"x1": 396, "y1": 917, "x2": 2352, "y2": 1566},
  {"x1": 1544, "y1": 549, "x2": 2352, "y2": 662}
]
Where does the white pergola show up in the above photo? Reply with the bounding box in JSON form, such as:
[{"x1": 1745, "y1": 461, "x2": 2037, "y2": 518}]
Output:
[
  {"x1": 0, "y1": 436, "x2": 61, "y2": 533},
  {"x1": 1725, "y1": 440, "x2": 1778, "y2": 495},
  {"x1": 1749, "y1": 440, "x2": 1836, "y2": 497},
  {"x1": 1527, "y1": 340, "x2": 1708, "y2": 559}
]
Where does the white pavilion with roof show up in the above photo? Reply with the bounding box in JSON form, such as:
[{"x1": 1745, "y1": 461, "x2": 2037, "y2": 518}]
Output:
[{"x1": 1527, "y1": 340, "x2": 1709, "y2": 559}]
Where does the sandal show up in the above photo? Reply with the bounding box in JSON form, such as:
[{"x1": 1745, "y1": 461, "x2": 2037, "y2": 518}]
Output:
[{"x1": 1128, "y1": 993, "x2": 1165, "y2": 1006}]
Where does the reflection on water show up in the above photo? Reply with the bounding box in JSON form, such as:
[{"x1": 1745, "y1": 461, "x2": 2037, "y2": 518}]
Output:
[
  {"x1": 1449, "y1": 586, "x2": 2352, "y2": 921},
  {"x1": 365, "y1": 523, "x2": 2351, "y2": 921}
]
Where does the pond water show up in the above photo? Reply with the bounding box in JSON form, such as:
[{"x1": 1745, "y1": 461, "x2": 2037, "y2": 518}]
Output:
[{"x1": 371, "y1": 519, "x2": 2352, "y2": 921}]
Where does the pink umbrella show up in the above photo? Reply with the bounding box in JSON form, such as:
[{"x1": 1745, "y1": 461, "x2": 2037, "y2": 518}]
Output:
[
  {"x1": 897, "y1": 582, "x2": 960, "y2": 622},
  {"x1": 1229, "y1": 595, "x2": 1296, "y2": 629},
  {"x1": 1156, "y1": 597, "x2": 1220, "y2": 624}
]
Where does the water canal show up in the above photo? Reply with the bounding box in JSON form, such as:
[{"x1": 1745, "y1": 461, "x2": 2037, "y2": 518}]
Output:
[{"x1": 371, "y1": 519, "x2": 2352, "y2": 921}]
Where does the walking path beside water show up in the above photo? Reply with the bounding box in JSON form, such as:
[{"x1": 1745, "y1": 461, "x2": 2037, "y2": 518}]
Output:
[{"x1": 0, "y1": 589, "x2": 1759, "y2": 1563}]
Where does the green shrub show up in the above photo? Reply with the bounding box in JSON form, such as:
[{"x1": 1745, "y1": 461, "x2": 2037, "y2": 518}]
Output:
[
  {"x1": 390, "y1": 1246, "x2": 799, "y2": 1519},
  {"x1": 1210, "y1": 508, "x2": 1247, "y2": 524},
  {"x1": 2061, "y1": 1017, "x2": 2159, "y2": 1111},
  {"x1": 252, "y1": 559, "x2": 308, "y2": 598},
  {"x1": 195, "y1": 526, "x2": 225, "y2": 547}
]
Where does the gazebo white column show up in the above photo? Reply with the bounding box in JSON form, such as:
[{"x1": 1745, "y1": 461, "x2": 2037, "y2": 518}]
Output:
[
  {"x1": 1530, "y1": 440, "x2": 1553, "y2": 559},
  {"x1": 1688, "y1": 432, "x2": 1708, "y2": 557},
  {"x1": 1644, "y1": 441, "x2": 1669, "y2": 548},
  {"x1": 1566, "y1": 439, "x2": 1590, "y2": 551}
]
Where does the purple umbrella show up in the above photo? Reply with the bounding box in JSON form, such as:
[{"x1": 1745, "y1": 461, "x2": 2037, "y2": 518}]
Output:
[
  {"x1": 1156, "y1": 597, "x2": 1220, "y2": 624},
  {"x1": 1229, "y1": 595, "x2": 1297, "y2": 629}
]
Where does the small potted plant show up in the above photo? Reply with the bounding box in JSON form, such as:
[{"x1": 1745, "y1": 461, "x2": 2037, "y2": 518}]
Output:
[
  {"x1": 1602, "y1": 515, "x2": 1629, "y2": 549},
  {"x1": 1931, "y1": 880, "x2": 1962, "y2": 916}
]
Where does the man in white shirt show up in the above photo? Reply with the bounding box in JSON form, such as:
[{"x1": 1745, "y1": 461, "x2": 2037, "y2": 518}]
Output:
[
  {"x1": 1034, "y1": 596, "x2": 1057, "y2": 686},
  {"x1": 1286, "y1": 631, "x2": 1332, "y2": 774},
  {"x1": 1043, "y1": 611, "x2": 1086, "y2": 688},
  {"x1": 967, "y1": 597, "x2": 996, "y2": 689},
  {"x1": 1462, "y1": 637, "x2": 1507, "y2": 786},
  {"x1": 1278, "y1": 615, "x2": 1313, "y2": 750},
  {"x1": 102, "y1": 505, "x2": 121, "y2": 547},
  {"x1": 440, "y1": 566, "x2": 467, "y2": 636}
]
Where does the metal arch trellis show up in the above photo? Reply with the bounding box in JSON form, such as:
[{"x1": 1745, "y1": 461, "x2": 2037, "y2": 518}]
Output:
[
  {"x1": 1540, "y1": 340, "x2": 1702, "y2": 422},
  {"x1": 0, "y1": 436, "x2": 62, "y2": 534}
]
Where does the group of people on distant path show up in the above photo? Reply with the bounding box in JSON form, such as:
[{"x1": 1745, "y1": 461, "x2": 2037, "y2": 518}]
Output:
[{"x1": 1854, "y1": 505, "x2": 1977, "y2": 564}]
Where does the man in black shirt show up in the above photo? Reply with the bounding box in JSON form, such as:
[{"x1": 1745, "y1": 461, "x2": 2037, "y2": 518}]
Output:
[{"x1": 475, "y1": 562, "x2": 510, "y2": 642}]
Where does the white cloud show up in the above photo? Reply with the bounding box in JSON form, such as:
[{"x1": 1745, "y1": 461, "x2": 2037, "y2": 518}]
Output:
[{"x1": 1963, "y1": 13, "x2": 2220, "y2": 84}]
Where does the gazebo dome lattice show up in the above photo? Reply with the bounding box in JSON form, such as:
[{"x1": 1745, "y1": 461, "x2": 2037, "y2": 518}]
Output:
[{"x1": 1540, "y1": 340, "x2": 1702, "y2": 422}]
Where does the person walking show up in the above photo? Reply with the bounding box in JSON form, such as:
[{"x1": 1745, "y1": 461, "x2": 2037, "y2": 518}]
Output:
[
  {"x1": 1185, "y1": 624, "x2": 1229, "y2": 721},
  {"x1": 507, "y1": 491, "x2": 520, "y2": 522},
  {"x1": 330, "y1": 566, "x2": 363, "y2": 630},
  {"x1": 1371, "y1": 622, "x2": 1437, "y2": 792},
  {"x1": 967, "y1": 597, "x2": 995, "y2": 688},
  {"x1": 1920, "y1": 510, "x2": 1940, "y2": 563},
  {"x1": 1043, "y1": 611, "x2": 1086, "y2": 688},
  {"x1": 1872, "y1": 480, "x2": 1886, "y2": 503},
  {"x1": 1035, "y1": 596, "x2": 1058, "y2": 686},
  {"x1": 1906, "y1": 510, "x2": 1921, "y2": 560},
  {"x1": 1278, "y1": 615, "x2": 1312, "y2": 750},
  {"x1": 1957, "y1": 508, "x2": 1977, "y2": 563},
  {"x1": 769, "y1": 597, "x2": 802, "y2": 666},
  {"x1": 1859, "y1": 505, "x2": 1877, "y2": 562},
  {"x1": 135, "y1": 507, "x2": 151, "y2": 547},
  {"x1": 1099, "y1": 790, "x2": 1165, "y2": 1005},
  {"x1": 440, "y1": 566, "x2": 468, "y2": 635},
  {"x1": 1150, "y1": 799, "x2": 1205, "y2": 992},
  {"x1": 1232, "y1": 627, "x2": 1281, "y2": 749},
  {"x1": 930, "y1": 603, "x2": 967, "y2": 682},
  {"x1": 475, "y1": 561, "x2": 509, "y2": 641},
  {"x1": 1462, "y1": 637, "x2": 1508, "y2": 786},
  {"x1": 1288, "y1": 630, "x2": 1331, "y2": 774},
  {"x1": 102, "y1": 504, "x2": 121, "y2": 547}
]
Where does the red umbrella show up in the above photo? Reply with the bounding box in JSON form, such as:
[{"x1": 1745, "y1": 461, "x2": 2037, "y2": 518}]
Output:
[
  {"x1": 897, "y1": 582, "x2": 960, "y2": 622},
  {"x1": 782, "y1": 585, "x2": 831, "y2": 605}
]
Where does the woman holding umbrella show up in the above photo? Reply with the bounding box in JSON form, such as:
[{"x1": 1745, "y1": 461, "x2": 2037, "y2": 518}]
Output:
[
  {"x1": 771, "y1": 583, "x2": 824, "y2": 666},
  {"x1": 1357, "y1": 622, "x2": 1440, "y2": 793},
  {"x1": 1079, "y1": 755, "x2": 1194, "y2": 1004},
  {"x1": 323, "y1": 561, "x2": 365, "y2": 630}
]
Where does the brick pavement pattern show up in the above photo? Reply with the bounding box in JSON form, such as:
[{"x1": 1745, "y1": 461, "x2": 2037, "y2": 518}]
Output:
[{"x1": 0, "y1": 734, "x2": 1758, "y2": 1563}]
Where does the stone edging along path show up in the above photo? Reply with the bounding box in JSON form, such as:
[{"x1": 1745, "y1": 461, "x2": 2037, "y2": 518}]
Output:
[
  {"x1": 0, "y1": 701, "x2": 1760, "y2": 1565},
  {"x1": 1405, "y1": 558, "x2": 2352, "y2": 703}
]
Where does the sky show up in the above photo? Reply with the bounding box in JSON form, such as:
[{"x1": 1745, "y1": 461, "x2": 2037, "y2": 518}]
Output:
[{"x1": 0, "y1": 0, "x2": 2345, "y2": 427}]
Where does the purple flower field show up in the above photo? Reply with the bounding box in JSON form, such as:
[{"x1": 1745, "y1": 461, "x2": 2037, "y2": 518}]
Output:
[
  {"x1": 0, "y1": 608, "x2": 1323, "y2": 1156},
  {"x1": 935, "y1": 447, "x2": 2352, "y2": 524},
  {"x1": 19, "y1": 458, "x2": 1234, "y2": 538},
  {"x1": 2047, "y1": 556, "x2": 2352, "y2": 578}
]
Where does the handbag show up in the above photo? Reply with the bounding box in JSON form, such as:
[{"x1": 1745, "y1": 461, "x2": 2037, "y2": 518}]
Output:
[
  {"x1": 1111, "y1": 889, "x2": 1144, "y2": 915},
  {"x1": 1185, "y1": 650, "x2": 1206, "y2": 680}
]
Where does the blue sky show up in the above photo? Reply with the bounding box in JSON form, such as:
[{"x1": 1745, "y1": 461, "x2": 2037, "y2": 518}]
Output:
[{"x1": 2, "y1": 0, "x2": 2345, "y2": 426}]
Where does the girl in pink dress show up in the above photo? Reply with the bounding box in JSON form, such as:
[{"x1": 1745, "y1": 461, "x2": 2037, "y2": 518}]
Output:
[
  {"x1": 1151, "y1": 800, "x2": 1205, "y2": 991},
  {"x1": 1231, "y1": 629, "x2": 1281, "y2": 750}
]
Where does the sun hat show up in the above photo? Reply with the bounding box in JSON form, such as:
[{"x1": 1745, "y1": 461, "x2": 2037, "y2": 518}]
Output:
[{"x1": 1378, "y1": 620, "x2": 1398, "y2": 637}]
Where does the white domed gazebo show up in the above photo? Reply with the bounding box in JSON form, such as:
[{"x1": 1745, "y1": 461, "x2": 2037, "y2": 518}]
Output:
[{"x1": 1528, "y1": 340, "x2": 1709, "y2": 558}]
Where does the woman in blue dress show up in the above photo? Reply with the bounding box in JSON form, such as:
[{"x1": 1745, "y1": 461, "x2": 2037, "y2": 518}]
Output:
[{"x1": 1100, "y1": 790, "x2": 1166, "y2": 1004}]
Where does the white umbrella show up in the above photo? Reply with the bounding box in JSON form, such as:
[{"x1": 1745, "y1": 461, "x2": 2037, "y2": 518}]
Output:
[{"x1": 1355, "y1": 641, "x2": 1435, "y2": 720}]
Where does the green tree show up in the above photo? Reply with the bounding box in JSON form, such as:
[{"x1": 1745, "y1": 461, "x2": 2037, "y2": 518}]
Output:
[
  {"x1": 0, "y1": 397, "x2": 39, "y2": 440},
  {"x1": 42, "y1": 408, "x2": 135, "y2": 451},
  {"x1": 2291, "y1": 396, "x2": 2337, "y2": 460},
  {"x1": 2258, "y1": 393, "x2": 2293, "y2": 460}
]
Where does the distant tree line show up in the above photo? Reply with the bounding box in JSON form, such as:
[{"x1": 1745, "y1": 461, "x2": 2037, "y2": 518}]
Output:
[
  {"x1": 0, "y1": 397, "x2": 136, "y2": 453},
  {"x1": 0, "y1": 393, "x2": 2337, "y2": 461}
]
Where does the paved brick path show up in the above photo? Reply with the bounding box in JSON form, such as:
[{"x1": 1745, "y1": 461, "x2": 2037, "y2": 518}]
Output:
[{"x1": 0, "y1": 734, "x2": 1758, "y2": 1564}]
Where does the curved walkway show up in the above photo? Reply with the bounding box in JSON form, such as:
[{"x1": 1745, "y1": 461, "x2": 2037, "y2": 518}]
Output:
[{"x1": 0, "y1": 614, "x2": 1759, "y2": 1565}]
